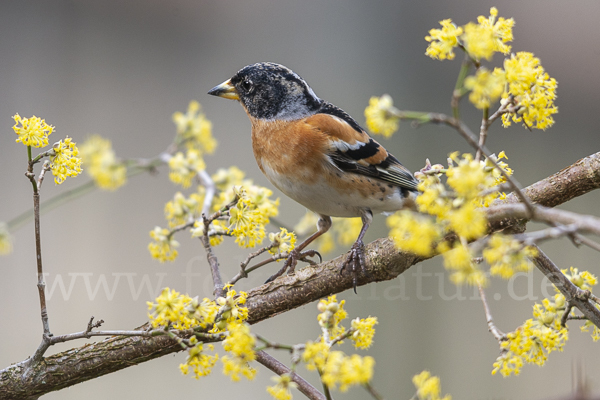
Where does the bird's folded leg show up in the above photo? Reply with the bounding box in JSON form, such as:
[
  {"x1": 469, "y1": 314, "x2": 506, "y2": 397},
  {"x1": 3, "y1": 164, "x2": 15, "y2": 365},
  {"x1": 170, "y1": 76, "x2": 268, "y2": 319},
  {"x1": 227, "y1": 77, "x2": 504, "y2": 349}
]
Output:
[{"x1": 340, "y1": 210, "x2": 373, "y2": 293}]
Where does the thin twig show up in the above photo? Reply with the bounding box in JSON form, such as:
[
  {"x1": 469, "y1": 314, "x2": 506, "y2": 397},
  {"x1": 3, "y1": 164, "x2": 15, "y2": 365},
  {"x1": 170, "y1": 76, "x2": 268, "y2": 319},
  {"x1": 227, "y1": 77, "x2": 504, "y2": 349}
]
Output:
[
  {"x1": 427, "y1": 113, "x2": 536, "y2": 217},
  {"x1": 532, "y1": 247, "x2": 600, "y2": 329},
  {"x1": 478, "y1": 284, "x2": 506, "y2": 342},
  {"x1": 475, "y1": 107, "x2": 490, "y2": 162},
  {"x1": 228, "y1": 252, "x2": 289, "y2": 285},
  {"x1": 255, "y1": 350, "x2": 326, "y2": 400},
  {"x1": 364, "y1": 382, "x2": 385, "y2": 400},
  {"x1": 197, "y1": 169, "x2": 215, "y2": 217}
]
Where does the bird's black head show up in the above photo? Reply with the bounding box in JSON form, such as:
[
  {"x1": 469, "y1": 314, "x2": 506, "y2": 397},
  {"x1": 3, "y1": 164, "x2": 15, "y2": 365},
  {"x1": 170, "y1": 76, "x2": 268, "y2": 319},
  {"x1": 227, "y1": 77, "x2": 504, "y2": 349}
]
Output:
[{"x1": 208, "y1": 62, "x2": 322, "y2": 120}]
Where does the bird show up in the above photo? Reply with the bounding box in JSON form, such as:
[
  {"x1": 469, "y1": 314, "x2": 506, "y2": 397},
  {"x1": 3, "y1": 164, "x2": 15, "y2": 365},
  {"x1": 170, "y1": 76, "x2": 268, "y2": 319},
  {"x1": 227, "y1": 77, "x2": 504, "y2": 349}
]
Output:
[{"x1": 208, "y1": 62, "x2": 418, "y2": 292}]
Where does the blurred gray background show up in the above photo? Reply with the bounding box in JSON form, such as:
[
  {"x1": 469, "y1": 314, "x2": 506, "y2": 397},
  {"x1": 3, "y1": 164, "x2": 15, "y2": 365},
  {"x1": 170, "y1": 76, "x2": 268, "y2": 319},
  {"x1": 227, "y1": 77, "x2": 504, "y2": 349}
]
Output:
[{"x1": 1, "y1": 0, "x2": 600, "y2": 399}]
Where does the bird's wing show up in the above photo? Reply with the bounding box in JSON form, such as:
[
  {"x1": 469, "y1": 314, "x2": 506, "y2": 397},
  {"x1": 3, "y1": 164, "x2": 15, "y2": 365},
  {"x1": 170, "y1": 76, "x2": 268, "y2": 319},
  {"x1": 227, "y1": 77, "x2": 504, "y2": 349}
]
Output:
[{"x1": 305, "y1": 102, "x2": 419, "y2": 192}]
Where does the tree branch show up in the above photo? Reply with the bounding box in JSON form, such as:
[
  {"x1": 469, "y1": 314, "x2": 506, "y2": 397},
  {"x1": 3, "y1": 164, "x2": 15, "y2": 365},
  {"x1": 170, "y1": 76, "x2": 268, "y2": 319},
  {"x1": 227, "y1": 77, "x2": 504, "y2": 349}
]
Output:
[{"x1": 1, "y1": 152, "x2": 600, "y2": 399}]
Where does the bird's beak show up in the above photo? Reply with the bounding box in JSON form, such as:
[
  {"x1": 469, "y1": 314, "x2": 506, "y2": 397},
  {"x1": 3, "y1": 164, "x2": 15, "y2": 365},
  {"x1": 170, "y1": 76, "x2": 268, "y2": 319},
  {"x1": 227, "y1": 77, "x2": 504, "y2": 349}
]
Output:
[{"x1": 207, "y1": 79, "x2": 239, "y2": 100}]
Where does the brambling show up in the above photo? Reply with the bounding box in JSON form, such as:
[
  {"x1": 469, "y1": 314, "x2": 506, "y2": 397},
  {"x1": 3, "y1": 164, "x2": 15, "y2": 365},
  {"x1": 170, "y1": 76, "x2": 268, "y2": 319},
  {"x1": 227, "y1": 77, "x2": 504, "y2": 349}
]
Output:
[{"x1": 208, "y1": 62, "x2": 418, "y2": 291}]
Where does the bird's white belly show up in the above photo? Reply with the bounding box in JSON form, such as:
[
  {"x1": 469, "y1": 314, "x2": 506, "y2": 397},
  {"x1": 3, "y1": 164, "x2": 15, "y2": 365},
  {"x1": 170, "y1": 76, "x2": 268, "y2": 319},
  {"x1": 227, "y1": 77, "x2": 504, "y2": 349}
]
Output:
[{"x1": 261, "y1": 162, "x2": 405, "y2": 218}]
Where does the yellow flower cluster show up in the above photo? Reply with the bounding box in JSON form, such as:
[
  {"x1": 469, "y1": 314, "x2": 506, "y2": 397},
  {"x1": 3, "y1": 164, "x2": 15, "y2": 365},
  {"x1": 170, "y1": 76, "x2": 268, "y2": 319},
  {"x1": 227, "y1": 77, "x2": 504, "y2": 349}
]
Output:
[
  {"x1": 0, "y1": 223, "x2": 13, "y2": 256},
  {"x1": 412, "y1": 370, "x2": 452, "y2": 400},
  {"x1": 350, "y1": 317, "x2": 378, "y2": 349},
  {"x1": 387, "y1": 211, "x2": 439, "y2": 257},
  {"x1": 425, "y1": 8, "x2": 513, "y2": 62},
  {"x1": 302, "y1": 296, "x2": 377, "y2": 393},
  {"x1": 425, "y1": 19, "x2": 463, "y2": 61},
  {"x1": 483, "y1": 234, "x2": 537, "y2": 279},
  {"x1": 212, "y1": 287, "x2": 249, "y2": 332},
  {"x1": 562, "y1": 266, "x2": 598, "y2": 291},
  {"x1": 321, "y1": 352, "x2": 374, "y2": 392},
  {"x1": 148, "y1": 226, "x2": 180, "y2": 262},
  {"x1": 267, "y1": 374, "x2": 297, "y2": 400},
  {"x1": 294, "y1": 213, "x2": 362, "y2": 255},
  {"x1": 164, "y1": 191, "x2": 203, "y2": 228},
  {"x1": 168, "y1": 149, "x2": 206, "y2": 188},
  {"x1": 226, "y1": 187, "x2": 279, "y2": 248},
  {"x1": 464, "y1": 68, "x2": 506, "y2": 109},
  {"x1": 438, "y1": 242, "x2": 487, "y2": 286},
  {"x1": 561, "y1": 267, "x2": 600, "y2": 341},
  {"x1": 147, "y1": 287, "x2": 219, "y2": 330},
  {"x1": 268, "y1": 228, "x2": 296, "y2": 256},
  {"x1": 221, "y1": 321, "x2": 257, "y2": 381},
  {"x1": 206, "y1": 167, "x2": 280, "y2": 248},
  {"x1": 492, "y1": 298, "x2": 568, "y2": 377},
  {"x1": 388, "y1": 153, "x2": 514, "y2": 286},
  {"x1": 12, "y1": 114, "x2": 54, "y2": 148},
  {"x1": 364, "y1": 94, "x2": 400, "y2": 137},
  {"x1": 180, "y1": 340, "x2": 219, "y2": 379},
  {"x1": 303, "y1": 344, "x2": 375, "y2": 392},
  {"x1": 425, "y1": 9, "x2": 557, "y2": 129},
  {"x1": 147, "y1": 284, "x2": 254, "y2": 381},
  {"x1": 502, "y1": 52, "x2": 558, "y2": 130},
  {"x1": 50, "y1": 137, "x2": 83, "y2": 185},
  {"x1": 317, "y1": 295, "x2": 348, "y2": 340},
  {"x1": 79, "y1": 135, "x2": 127, "y2": 190},
  {"x1": 173, "y1": 100, "x2": 217, "y2": 154}
]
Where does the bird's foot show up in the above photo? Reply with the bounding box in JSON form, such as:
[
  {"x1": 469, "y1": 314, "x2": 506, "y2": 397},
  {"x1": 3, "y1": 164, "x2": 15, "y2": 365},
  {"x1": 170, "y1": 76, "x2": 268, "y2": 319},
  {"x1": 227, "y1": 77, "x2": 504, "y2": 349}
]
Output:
[
  {"x1": 340, "y1": 240, "x2": 370, "y2": 293},
  {"x1": 265, "y1": 249, "x2": 322, "y2": 283}
]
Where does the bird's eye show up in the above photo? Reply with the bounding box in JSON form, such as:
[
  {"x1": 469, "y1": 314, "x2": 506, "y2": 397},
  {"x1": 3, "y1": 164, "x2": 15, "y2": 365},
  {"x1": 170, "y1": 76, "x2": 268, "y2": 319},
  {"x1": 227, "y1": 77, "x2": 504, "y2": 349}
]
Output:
[{"x1": 241, "y1": 79, "x2": 253, "y2": 91}]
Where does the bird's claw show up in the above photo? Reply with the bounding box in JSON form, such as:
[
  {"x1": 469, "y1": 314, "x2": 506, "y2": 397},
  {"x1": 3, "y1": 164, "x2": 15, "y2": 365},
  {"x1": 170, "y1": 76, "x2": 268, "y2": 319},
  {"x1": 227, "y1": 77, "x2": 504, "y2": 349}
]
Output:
[
  {"x1": 340, "y1": 240, "x2": 370, "y2": 293},
  {"x1": 264, "y1": 249, "x2": 322, "y2": 283}
]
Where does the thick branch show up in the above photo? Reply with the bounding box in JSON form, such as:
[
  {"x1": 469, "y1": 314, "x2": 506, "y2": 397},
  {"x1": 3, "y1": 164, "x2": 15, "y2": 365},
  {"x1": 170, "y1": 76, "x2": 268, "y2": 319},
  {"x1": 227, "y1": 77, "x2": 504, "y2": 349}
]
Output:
[{"x1": 1, "y1": 152, "x2": 600, "y2": 399}]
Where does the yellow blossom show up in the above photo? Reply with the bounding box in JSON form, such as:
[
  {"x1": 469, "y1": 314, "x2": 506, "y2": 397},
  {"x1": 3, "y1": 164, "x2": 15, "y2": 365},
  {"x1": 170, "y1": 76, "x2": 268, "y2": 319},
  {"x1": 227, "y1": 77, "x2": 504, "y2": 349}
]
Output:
[
  {"x1": 168, "y1": 149, "x2": 206, "y2": 189},
  {"x1": 164, "y1": 191, "x2": 203, "y2": 228},
  {"x1": 415, "y1": 176, "x2": 451, "y2": 218},
  {"x1": 425, "y1": 19, "x2": 463, "y2": 60},
  {"x1": 303, "y1": 341, "x2": 330, "y2": 372},
  {"x1": 483, "y1": 235, "x2": 537, "y2": 279},
  {"x1": 12, "y1": 114, "x2": 54, "y2": 148},
  {"x1": 350, "y1": 317, "x2": 378, "y2": 349},
  {"x1": 180, "y1": 342, "x2": 219, "y2": 379},
  {"x1": 173, "y1": 100, "x2": 217, "y2": 153},
  {"x1": 446, "y1": 153, "x2": 486, "y2": 199},
  {"x1": 212, "y1": 288, "x2": 249, "y2": 332},
  {"x1": 447, "y1": 203, "x2": 487, "y2": 240},
  {"x1": 221, "y1": 321, "x2": 256, "y2": 382},
  {"x1": 387, "y1": 211, "x2": 441, "y2": 257},
  {"x1": 317, "y1": 296, "x2": 348, "y2": 340},
  {"x1": 502, "y1": 52, "x2": 558, "y2": 130},
  {"x1": 412, "y1": 370, "x2": 452, "y2": 400},
  {"x1": 462, "y1": 22, "x2": 496, "y2": 61},
  {"x1": 364, "y1": 95, "x2": 400, "y2": 138},
  {"x1": 561, "y1": 267, "x2": 597, "y2": 291},
  {"x1": 268, "y1": 228, "x2": 296, "y2": 256},
  {"x1": 148, "y1": 226, "x2": 179, "y2": 262},
  {"x1": 0, "y1": 223, "x2": 13, "y2": 255},
  {"x1": 440, "y1": 242, "x2": 487, "y2": 287},
  {"x1": 321, "y1": 352, "x2": 374, "y2": 392},
  {"x1": 79, "y1": 135, "x2": 126, "y2": 190},
  {"x1": 50, "y1": 137, "x2": 83, "y2": 185},
  {"x1": 464, "y1": 68, "x2": 506, "y2": 109},
  {"x1": 212, "y1": 166, "x2": 247, "y2": 192},
  {"x1": 492, "y1": 317, "x2": 568, "y2": 376},
  {"x1": 475, "y1": 7, "x2": 514, "y2": 55},
  {"x1": 147, "y1": 287, "x2": 193, "y2": 328},
  {"x1": 267, "y1": 374, "x2": 297, "y2": 400},
  {"x1": 228, "y1": 198, "x2": 267, "y2": 248}
]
